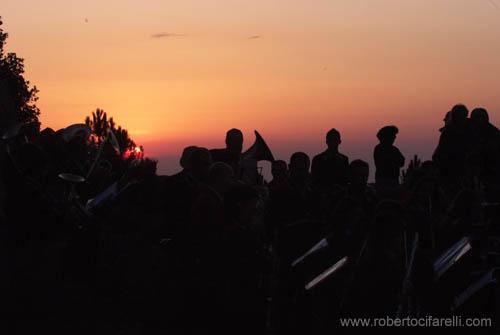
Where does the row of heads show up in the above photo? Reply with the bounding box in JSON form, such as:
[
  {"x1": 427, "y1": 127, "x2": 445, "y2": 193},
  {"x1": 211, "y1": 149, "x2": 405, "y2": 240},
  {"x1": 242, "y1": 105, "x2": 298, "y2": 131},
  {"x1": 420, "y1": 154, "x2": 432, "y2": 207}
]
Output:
[
  {"x1": 179, "y1": 143, "x2": 370, "y2": 186},
  {"x1": 220, "y1": 126, "x2": 400, "y2": 154},
  {"x1": 444, "y1": 104, "x2": 491, "y2": 126},
  {"x1": 218, "y1": 103, "x2": 493, "y2": 152}
]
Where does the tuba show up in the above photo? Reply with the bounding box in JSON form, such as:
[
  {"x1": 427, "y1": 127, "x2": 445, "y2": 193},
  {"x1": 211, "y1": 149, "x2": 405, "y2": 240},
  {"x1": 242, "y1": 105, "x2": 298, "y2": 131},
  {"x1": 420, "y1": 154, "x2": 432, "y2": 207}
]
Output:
[
  {"x1": 242, "y1": 130, "x2": 275, "y2": 162},
  {"x1": 240, "y1": 130, "x2": 275, "y2": 184},
  {"x1": 59, "y1": 124, "x2": 91, "y2": 143}
]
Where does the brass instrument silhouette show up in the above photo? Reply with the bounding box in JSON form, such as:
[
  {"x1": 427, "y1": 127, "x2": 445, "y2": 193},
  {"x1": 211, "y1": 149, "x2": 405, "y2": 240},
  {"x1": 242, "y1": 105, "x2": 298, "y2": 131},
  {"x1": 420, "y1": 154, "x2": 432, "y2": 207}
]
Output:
[
  {"x1": 59, "y1": 123, "x2": 91, "y2": 143},
  {"x1": 242, "y1": 130, "x2": 275, "y2": 162},
  {"x1": 240, "y1": 130, "x2": 274, "y2": 183}
]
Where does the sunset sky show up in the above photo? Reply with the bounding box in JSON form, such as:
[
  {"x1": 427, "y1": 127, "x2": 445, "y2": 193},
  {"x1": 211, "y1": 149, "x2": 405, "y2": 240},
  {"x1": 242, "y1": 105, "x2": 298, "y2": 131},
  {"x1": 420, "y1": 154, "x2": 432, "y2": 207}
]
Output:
[{"x1": 3, "y1": 0, "x2": 500, "y2": 176}]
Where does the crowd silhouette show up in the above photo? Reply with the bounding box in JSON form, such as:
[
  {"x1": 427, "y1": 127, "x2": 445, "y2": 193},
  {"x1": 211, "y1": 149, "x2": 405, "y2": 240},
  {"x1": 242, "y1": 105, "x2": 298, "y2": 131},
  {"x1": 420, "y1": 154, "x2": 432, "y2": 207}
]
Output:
[{"x1": 0, "y1": 103, "x2": 500, "y2": 334}]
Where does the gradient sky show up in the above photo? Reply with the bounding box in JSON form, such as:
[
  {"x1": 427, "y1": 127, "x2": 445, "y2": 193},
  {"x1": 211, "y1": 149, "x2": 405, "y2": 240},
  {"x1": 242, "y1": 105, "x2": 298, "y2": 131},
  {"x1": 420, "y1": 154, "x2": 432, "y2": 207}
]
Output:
[{"x1": 3, "y1": 0, "x2": 500, "y2": 177}]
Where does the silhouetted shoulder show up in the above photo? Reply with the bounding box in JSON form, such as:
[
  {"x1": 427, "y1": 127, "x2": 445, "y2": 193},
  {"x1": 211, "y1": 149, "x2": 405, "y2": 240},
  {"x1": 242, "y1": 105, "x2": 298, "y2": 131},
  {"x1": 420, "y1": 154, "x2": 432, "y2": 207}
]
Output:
[
  {"x1": 210, "y1": 148, "x2": 236, "y2": 166},
  {"x1": 339, "y1": 152, "x2": 349, "y2": 164},
  {"x1": 312, "y1": 150, "x2": 328, "y2": 162},
  {"x1": 209, "y1": 148, "x2": 227, "y2": 161}
]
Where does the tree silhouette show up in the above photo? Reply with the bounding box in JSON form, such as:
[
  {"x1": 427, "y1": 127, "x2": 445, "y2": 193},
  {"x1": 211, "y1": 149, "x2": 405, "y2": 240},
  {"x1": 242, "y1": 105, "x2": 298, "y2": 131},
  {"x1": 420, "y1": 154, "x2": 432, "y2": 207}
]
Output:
[
  {"x1": 0, "y1": 17, "x2": 40, "y2": 132},
  {"x1": 85, "y1": 108, "x2": 137, "y2": 153}
]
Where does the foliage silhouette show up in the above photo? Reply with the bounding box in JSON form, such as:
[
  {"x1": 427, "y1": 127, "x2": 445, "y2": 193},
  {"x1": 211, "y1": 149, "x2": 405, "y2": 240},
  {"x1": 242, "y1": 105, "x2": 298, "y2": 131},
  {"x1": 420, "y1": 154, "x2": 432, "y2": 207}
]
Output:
[
  {"x1": 85, "y1": 108, "x2": 137, "y2": 154},
  {"x1": 0, "y1": 17, "x2": 40, "y2": 130}
]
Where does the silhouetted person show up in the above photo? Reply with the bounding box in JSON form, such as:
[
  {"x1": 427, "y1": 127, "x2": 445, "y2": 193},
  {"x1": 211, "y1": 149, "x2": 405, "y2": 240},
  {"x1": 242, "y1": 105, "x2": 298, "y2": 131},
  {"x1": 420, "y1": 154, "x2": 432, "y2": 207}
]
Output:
[
  {"x1": 265, "y1": 160, "x2": 294, "y2": 239},
  {"x1": 187, "y1": 162, "x2": 235, "y2": 331},
  {"x1": 470, "y1": 107, "x2": 493, "y2": 128},
  {"x1": 210, "y1": 128, "x2": 243, "y2": 177},
  {"x1": 374, "y1": 125, "x2": 405, "y2": 193},
  {"x1": 190, "y1": 162, "x2": 234, "y2": 234},
  {"x1": 164, "y1": 147, "x2": 211, "y2": 233},
  {"x1": 223, "y1": 185, "x2": 267, "y2": 333},
  {"x1": 311, "y1": 128, "x2": 349, "y2": 194},
  {"x1": 164, "y1": 146, "x2": 199, "y2": 189},
  {"x1": 269, "y1": 159, "x2": 288, "y2": 189},
  {"x1": 342, "y1": 200, "x2": 407, "y2": 318},
  {"x1": 470, "y1": 107, "x2": 499, "y2": 161},
  {"x1": 441, "y1": 111, "x2": 452, "y2": 131},
  {"x1": 189, "y1": 147, "x2": 213, "y2": 182},
  {"x1": 347, "y1": 159, "x2": 372, "y2": 202},
  {"x1": 470, "y1": 107, "x2": 500, "y2": 198},
  {"x1": 327, "y1": 160, "x2": 375, "y2": 254},
  {"x1": 289, "y1": 152, "x2": 311, "y2": 197},
  {"x1": 179, "y1": 146, "x2": 199, "y2": 171},
  {"x1": 278, "y1": 152, "x2": 312, "y2": 221},
  {"x1": 432, "y1": 104, "x2": 471, "y2": 187}
]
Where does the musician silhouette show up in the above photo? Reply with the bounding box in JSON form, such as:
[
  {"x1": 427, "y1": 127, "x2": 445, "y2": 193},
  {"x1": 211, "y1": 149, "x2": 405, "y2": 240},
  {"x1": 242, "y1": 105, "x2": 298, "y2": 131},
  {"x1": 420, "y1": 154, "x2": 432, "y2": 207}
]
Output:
[
  {"x1": 289, "y1": 152, "x2": 311, "y2": 192},
  {"x1": 433, "y1": 104, "x2": 472, "y2": 189},
  {"x1": 179, "y1": 146, "x2": 199, "y2": 173},
  {"x1": 269, "y1": 160, "x2": 288, "y2": 189},
  {"x1": 348, "y1": 159, "x2": 370, "y2": 197},
  {"x1": 374, "y1": 125, "x2": 405, "y2": 194},
  {"x1": 190, "y1": 161, "x2": 235, "y2": 231},
  {"x1": 164, "y1": 147, "x2": 212, "y2": 231},
  {"x1": 210, "y1": 128, "x2": 243, "y2": 176},
  {"x1": 470, "y1": 108, "x2": 499, "y2": 160},
  {"x1": 311, "y1": 128, "x2": 349, "y2": 193},
  {"x1": 469, "y1": 108, "x2": 500, "y2": 199}
]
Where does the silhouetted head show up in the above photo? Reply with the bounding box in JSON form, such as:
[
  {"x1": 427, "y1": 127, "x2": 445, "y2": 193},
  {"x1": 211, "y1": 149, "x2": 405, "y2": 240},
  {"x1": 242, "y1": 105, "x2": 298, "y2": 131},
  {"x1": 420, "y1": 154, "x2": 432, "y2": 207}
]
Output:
[
  {"x1": 376, "y1": 125, "x2": 398, "y2": 145},
  {"x1": 326, "y1": 128, "x2": 341, "y2": 151},
  {"x1": 450, "y1": 104, "x2": 469, "y2": 126},
  {"x1": 470, "y1": 108, "x2": 489, "y2": 126},
  {"x1": 208, "y1": 162, "x2": 235, "y2": 194},
  {"x1": 180, "y1": 146, "x2": 199, "y2": 170},
  {"x1": 349, "y1": 159, "x2": 369, "y2": 189},
  {"x1": 271, "y1": 160, "x2": 288, "y2": 182},
  {"x1": 289, "y1": 152, "x2": 310, "y2": 178},
  {"x1": 190, "y1": 147, "x2": 212, "y2": 181},
  {"x1": 225, "y1": 128, "x2": 243, "y2": 156},
  {"x1": 440, "y1": 112, "x2": 452, "y2": 131},
  {"x1": 38, "y1": 128, "x2": 58, "y2": 153}
]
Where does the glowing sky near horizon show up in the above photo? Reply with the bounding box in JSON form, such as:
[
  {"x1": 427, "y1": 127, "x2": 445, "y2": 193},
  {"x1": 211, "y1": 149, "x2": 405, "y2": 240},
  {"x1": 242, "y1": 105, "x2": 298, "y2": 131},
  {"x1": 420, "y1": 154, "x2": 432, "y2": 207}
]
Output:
[{"x1": 3, "y1": 0, "x2": 500, "y2": 176}]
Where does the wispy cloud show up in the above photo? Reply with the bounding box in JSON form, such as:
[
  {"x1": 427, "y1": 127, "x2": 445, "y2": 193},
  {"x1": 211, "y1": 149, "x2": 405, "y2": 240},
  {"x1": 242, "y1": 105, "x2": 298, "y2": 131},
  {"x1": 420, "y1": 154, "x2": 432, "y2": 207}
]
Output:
[
  {"x1": 247, "y1": 35, "x2": 261, "y2": 39},
  {"x1": 151, "y1": 32, "x2": 186, "y2": 39}
]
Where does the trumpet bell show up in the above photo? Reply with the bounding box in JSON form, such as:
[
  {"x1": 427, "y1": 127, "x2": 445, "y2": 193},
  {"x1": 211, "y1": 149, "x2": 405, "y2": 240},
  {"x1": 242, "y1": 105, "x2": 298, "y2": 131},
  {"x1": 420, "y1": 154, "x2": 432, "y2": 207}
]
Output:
[
  {"x1": 59, "y1": 124, "x2": 91, "y2": 142},
  {"x1": 242, "y1": 130, "x2": 275, "y2": 162}
]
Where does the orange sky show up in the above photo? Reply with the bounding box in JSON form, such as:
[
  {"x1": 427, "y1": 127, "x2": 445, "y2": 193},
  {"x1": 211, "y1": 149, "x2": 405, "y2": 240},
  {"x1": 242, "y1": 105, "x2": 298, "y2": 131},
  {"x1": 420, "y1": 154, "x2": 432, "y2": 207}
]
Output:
[{"x1": 3, "y1": 0, "x2": 500, "y2": 175}]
